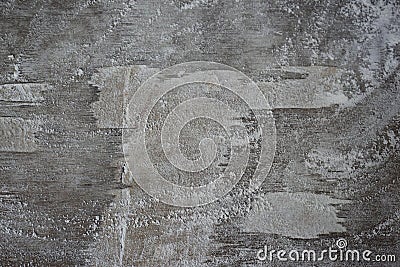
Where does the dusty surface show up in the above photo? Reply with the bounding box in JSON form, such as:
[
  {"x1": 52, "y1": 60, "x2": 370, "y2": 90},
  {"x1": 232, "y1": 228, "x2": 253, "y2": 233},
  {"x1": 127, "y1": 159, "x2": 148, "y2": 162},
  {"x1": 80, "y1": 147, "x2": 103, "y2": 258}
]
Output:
[{"x1": 0, "y1": 0, "x2": 399, "y2": 266}]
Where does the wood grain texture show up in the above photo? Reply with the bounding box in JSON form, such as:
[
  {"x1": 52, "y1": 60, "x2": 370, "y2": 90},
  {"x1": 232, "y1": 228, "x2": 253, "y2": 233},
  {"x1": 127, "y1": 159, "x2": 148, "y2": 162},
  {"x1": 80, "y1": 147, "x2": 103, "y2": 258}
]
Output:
[{"x1": 0, "y1": 0, "x2": 399, "y2": 266}]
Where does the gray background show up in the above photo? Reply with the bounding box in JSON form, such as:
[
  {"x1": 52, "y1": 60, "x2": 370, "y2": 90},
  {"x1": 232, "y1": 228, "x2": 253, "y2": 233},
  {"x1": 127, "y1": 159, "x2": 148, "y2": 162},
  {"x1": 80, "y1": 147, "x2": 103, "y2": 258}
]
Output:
[{"x1": 0, "y1": 0, "x2": 399, "y2": 266}]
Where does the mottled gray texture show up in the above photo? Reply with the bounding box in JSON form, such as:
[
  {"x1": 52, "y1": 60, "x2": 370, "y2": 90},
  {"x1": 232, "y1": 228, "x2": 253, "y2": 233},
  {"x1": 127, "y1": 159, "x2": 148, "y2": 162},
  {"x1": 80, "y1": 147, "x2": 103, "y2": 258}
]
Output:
[
  {"x1": 0, "y1": 117, "x2": 38, "y2": 152},
  {"x1": 0, "y1": 0, "x2": 399, "y2": 266}
]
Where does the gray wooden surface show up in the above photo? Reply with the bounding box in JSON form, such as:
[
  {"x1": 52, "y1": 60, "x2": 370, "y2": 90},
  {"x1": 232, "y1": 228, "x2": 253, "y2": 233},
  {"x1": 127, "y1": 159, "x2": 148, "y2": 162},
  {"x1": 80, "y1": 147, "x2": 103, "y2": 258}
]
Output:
[{"x1": 0, "y1": 0, "x2": 399, "y2": 266}]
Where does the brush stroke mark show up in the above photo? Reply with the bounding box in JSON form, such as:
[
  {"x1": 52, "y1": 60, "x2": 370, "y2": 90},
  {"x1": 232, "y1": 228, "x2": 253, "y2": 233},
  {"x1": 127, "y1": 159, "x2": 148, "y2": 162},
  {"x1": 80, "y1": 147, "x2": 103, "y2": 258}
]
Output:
[
  {"x1": 258, "y1": 66, "x2": 351, "y2": 109},
  {"x1": 90, "y1": 65, "x2": 351, "y2": 129},
  {"x1": 89, "y1": 66, "x2": 159, "y2": 129},
  {"x1": 90, "y1": 64, "x2": 400, "y2": 146},
  {"x1": 0, "y1": 83, "x2": 49, "y2": 106},
  {"x1": 244, "y1": 192, "x2": 350, "y2": 239}
]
